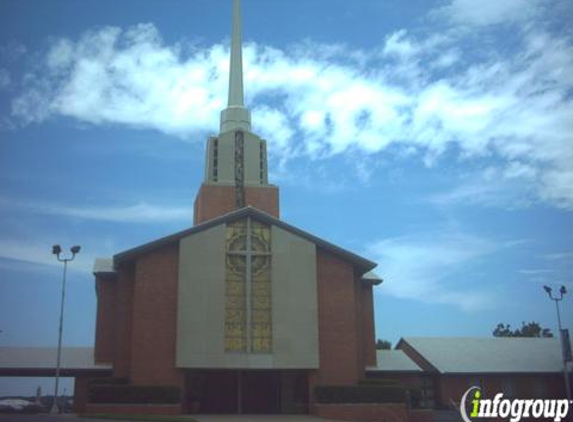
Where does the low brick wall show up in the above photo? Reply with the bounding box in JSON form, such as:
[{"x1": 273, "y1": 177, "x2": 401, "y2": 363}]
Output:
[
  {"x1": 315, "y1": 403, "x2": 407, "y2": 422},
  {"x1": 408, "y1": 409, "x2": 434, "y2": 422},
  {"x1": 85, "y1": 403, "x2": 182, "y2": 415}
]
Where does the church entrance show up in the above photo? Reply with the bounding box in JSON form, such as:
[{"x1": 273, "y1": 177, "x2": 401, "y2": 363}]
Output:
[{"x1": 184, "y1": 369, "x2": 308, "y2": 414}]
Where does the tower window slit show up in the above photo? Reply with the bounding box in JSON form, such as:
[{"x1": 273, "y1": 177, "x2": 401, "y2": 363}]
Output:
[{"x1": 213, "y1": 139, "x2": 219, "y2": 181}]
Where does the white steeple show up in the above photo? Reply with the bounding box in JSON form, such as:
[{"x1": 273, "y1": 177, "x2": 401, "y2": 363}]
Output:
[
  {"x1": 220, "y1": 0, "x2": 251, "y2": 133},
  {"x1": 203, "y1": 0, "x2": 268, "y2": 189}
]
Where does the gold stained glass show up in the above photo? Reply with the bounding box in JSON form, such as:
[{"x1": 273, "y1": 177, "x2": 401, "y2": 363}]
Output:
[
  {"x1": 224, "y1": 218, "x2": 272, "y2": 353},
  {"x1": 224, "y1": 253, "x2": 246, "y2": 352},
  {"x1": 226, "y1": 281, "x2": 244, "y2": 296},
  {"x1": 250, "y1": 221, "x2": 273, "y2": 353},
  {"x1": 251, "y1": 220, "x2": 271, "y2": 253},
  {"x1": 252, "y1": 282, "x2": 270, "y2": 297},
  {"x1": 252, "y1": 337, "x2": 271, "y2": 353},
  {"x1": 252, "y1": 294, "x2": 271, "y2": 310},
  {"x1": 226, "y1": 220, "x2": 247, "y2": 252}
]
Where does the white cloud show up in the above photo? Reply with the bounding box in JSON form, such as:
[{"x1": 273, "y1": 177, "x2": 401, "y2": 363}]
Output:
[
  {"x1": 383, "y1": 30, "x2": 421, "y2": 58},
  {"x1": 542, "y1": 252, "x2": 573, "y2": 261},
  {"x1": 12, "y1": 24, "x2": 227, "y2": 135},
  {"x1": 0, "y1": 197, "x2": 191, "y2": 223},
  {"x1": 367, "y1": 232, "x2": 515, "y2": 311},
  {"x1": 518, "y1": 269, "x2": 553, "y2": 275},
  {"x1": 428, "y1": 165, "x2": 539, "y2": 209},
  {"x1": 7, "y1": 17, "x2": 573, "y2": 209},
  {"x1": 0, "y1": 241, "x2": 94, "y2": 273},
  {"x1": 517, "y1": 268, "x2": 555, "y2": 284},
  {"x1": 439, "y1": 0, "x2": 543, "y2": 26}
]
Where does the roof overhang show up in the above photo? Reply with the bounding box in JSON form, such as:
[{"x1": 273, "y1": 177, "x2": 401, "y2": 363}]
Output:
[
  {"x1": 361, "y1": 271, "x2": 383, "y2": 286},
  {"x1": 113, "y1": 206, "x2": 377, "y2": 275},
  {"x1": 0, "y1": 347, "x2": 112, "y2": 377}
]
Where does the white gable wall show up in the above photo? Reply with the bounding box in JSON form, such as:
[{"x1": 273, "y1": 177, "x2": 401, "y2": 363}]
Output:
[{"x1": 175, "y1": 219, "x2": 319, "y2": 369}]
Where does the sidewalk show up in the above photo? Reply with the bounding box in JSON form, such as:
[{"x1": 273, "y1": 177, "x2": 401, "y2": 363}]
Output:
[{"x1": 193, "y1": 416, "x2": 342, "y2": 422}]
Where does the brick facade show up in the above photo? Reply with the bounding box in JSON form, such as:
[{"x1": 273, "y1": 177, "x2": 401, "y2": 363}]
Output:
[
  {"x1": 314, "y1": 248, "x2": 363, "y2": 386},
  {"x1": 85, "y1": 403, "x2": 182, "y2": 414},
  {"x1": 73, "y1": 376, "x2": 90, "y2": 413},
  {"x1": 131, "y1": 244, "x2": 182, "y2": 387},
  {"x1": 90, "y1": 230, "x2": 377, "y2": 415},
  {"x1": 193, "y1": 183, "x2": 280, "y2": 225},
  {"x1": 113, "y1": 265, "x2": 135, "y2": 379},
  {"x1": 94, "y1": 278, "x2": 116, "y2": 364},
  {"x1": 361, "y1": 285, "x2": 376, "y2": 367}
]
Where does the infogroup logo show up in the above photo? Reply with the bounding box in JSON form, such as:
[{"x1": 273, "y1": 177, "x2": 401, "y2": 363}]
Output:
[{"x1": 460, "y1": 386, "x2": 571, "y2": 422}]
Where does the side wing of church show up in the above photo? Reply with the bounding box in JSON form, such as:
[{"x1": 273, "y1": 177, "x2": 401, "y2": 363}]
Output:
[{"x1": 87, "y1": 0, "x2": 382, "y2": 415}]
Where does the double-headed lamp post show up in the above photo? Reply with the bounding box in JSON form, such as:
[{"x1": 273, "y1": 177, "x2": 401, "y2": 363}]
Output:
[
  {"x1": 543, "y1": 285, "x2": 571, "y2": 401},
  {"x1": 50, "y1": 244, "x2": 80, "y2": 414}
]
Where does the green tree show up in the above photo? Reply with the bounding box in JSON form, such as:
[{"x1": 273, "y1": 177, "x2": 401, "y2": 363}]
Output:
[
  {"x1": 493, "y1": 321, "x2": 553, "y2": 338},
  {"x1": 376, "y1": 339, "x2": 392, "y2": 350},
  {"x1": 493, "y1": 323, "x2": 514, "y2": 337}
]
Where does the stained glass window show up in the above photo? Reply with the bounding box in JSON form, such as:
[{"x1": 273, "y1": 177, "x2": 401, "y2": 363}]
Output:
[
  {"x1": 225, "y1": 220, "x2": 247, "y2": 351},
  {"x1": 224, "y1": 218, "x2": 272, "y2": 353}
]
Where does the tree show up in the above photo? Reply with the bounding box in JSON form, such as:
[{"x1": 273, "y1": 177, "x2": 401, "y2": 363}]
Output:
[
  {"x1": 376, "y1": 339, "x2": 392, "y2": 350},
  {"x1": 493, "y1": 321, "x2": 553, "y2": 338},
  {"x1": 519, "y1": 321, "x2": 553, "y2": 338},
  {"x1": 493, "y1": 323, "x2": 514, "y2": 337}
]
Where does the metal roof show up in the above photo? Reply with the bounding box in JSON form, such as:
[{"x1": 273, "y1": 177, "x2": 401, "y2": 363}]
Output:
[
  {"x1": 398, "y1": 337, "x2": 572, "y2": 374},
  {"x1": 368, "y1": 350, "x2": 422, "y2": 372},
  {"x1": 113, "y1": 206, "x2": 377, "y2": 274},
  {"x1": 361, "y1": 271, "x2": 384, "y2": 286},
  {"x1": 93, "y1": 258, "x2": 114, "y2": 274},
  {"x1": 0, "y1": 347, "x2": 111, "y2": 376}
]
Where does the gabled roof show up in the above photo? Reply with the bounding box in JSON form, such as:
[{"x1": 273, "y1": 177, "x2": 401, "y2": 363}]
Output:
[
  {"x1": 367, "y1": 350, "x2": 422, "y2": 373},
  {"x1": 397, "y1": 337, "x2": 572, "y2": 374},
  {"x1": 113, "y1": 206, "x2": 377, "y2": 274}
]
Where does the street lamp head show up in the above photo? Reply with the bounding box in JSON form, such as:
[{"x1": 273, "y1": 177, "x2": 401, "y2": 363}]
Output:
[
  {"x1": 52, "y1": 245, "x2": 62, "y2": 256},
  {"x1": 560, "y1": 285, "x2": 567, "y2": 296},
  {"x1": 543, "y1": 285, "x2": 552, "y2": 296},
  {"x1": 70, "y1": 245, "x2": 81, "y2": 255}
]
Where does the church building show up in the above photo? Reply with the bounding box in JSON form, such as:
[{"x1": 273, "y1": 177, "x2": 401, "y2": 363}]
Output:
[{"x1": 90, "y1": 0, "x2": 382, "y2": 414}]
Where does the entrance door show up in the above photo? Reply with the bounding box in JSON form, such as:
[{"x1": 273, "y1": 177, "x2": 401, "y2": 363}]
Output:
[
  {"x1": 185, "y1": 370, "x2": 281, "y2": 414},
  {"x1": 199, "y1": 370, "x2": 239, "y2": 413},
  {"x1": 241, "y1": 370, "x2": 280, "y2": 414}
]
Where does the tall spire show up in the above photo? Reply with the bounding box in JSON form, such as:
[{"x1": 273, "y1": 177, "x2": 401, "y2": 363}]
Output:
[
  {"x1": 228, "y1": 0, "x2": 244, "y2": 107},
  {"x1": 220, "y1": 0, "x2": 251, "y2": 133}
]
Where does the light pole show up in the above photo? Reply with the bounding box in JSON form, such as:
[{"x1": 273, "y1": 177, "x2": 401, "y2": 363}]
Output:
[
  {"x1": 543, "y1": 285, "x2": 571, "y2": 401},
  {"x1": 50, "y1": 244, "x2": 80, "y2": 414}
]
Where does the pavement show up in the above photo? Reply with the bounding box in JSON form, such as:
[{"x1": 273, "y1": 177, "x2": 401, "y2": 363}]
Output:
[
  {"x1": 193, "y1": 416, "x2": 341, "y2": 422},
  {"x1": 0, "y1": 415, "x2": 343, "y2": 422}
]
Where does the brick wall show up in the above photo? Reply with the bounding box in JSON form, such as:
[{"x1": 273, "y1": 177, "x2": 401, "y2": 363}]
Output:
[
  {"x1": 94, "y1": 277, "x2": 116, "y2": 364},
  {"x1": 245, "y1": 185, "x2": 280, "y2": 217},
  {"x1": 314, "y1": 248, "x2": 362, "y2": 386},
  {"x1": 113, "y1": 265, "x2": 135, "y2": 379},
  {"x1": 193, "y1": 183, "x2": 279, "y2": 224},
  {"x1": 85, "y1": 403, "x2": 182, "y2": 415},
  {"x1": 130, "y1": 244, "x2": 183, "y2": 387},
  {"x1": 73, "y1": 376, "x2": 90, "y2": 413},
  {"x1": 361, "y1": 285, "x2": 377, "y2": 367}
]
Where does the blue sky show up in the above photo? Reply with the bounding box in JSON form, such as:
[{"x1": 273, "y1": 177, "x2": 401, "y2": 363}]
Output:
[{"x1": 1, "y1": 0, "x2": 572, "y2": 395}]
